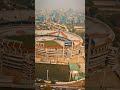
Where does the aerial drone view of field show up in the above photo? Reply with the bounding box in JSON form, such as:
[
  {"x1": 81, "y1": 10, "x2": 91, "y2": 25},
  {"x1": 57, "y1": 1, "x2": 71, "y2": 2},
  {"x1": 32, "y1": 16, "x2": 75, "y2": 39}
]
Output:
[{"x1": 35, "y1": 0, "x2": 85, "y2": 89}]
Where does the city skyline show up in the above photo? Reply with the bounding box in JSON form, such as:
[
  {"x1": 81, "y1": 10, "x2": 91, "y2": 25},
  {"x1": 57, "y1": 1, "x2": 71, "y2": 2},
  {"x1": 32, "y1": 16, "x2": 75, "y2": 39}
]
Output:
[{"x1": 35, "y1": 0, "x2": 85, "y2": 13}]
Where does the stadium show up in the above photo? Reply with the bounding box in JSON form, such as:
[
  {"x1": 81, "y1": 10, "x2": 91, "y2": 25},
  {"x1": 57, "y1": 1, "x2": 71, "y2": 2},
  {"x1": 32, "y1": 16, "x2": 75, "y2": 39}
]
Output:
[
  {"x1": 35, "y1": 24, "x2": 84, "y2": 63},
  {"x1": 0, "y1": 10, "x2": 34, "y2": 88},
  {"x1": 35, "y1": 21, "x2": 85, "y2": 82},
  {"x1": 85, "y1": 17, "x2": 120, "y2": 89},
  {"x1": 86, "y1": 17, "x2": 117, "y2": 72},
  {"x1": 35, "y1": 30, "x2": 83, "y2": 61}
]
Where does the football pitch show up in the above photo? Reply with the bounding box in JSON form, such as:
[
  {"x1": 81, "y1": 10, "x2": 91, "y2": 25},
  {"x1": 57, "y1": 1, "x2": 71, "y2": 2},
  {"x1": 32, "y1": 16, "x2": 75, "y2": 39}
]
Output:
[
  {"x1": 6, "y1": 35, "x2": 62, "y2": 48},
  {"x1": 35, "y1": 63, "x2": 70, "y2": 81},
  {"x1": 6, "y1": 35, "x2": 34, "y2": 48},
  {"x1": 37, "y1": 40, "x2": 62, "y2": 47}
]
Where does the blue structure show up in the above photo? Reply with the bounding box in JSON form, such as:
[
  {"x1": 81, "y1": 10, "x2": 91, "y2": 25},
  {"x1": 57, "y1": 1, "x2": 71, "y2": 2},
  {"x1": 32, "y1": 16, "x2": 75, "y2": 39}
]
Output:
[
  {"x1": 61, "y1": 16, "x2": 66, "y2": 23},
  {"x1": 37, "y1": 16, "x2": 45, "y2": 22}
]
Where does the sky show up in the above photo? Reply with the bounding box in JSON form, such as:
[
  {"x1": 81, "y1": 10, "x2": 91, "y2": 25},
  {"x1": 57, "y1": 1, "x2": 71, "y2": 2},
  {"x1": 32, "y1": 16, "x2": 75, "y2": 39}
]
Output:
[{"x1": 35, "y1": 0, "x2": 85, "y2": 12}]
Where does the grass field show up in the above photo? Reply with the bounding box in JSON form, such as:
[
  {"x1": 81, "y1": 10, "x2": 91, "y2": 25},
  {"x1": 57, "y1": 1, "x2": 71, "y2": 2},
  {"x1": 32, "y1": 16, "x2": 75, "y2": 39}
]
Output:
[
  {"x1": 35, "y1": 63, "x2": 70, "y2": 82},
  {"x1": 6, "y1": 35, "x2": 34, "y2": 48},
  {"x1": 37, "y1": 40, "x2": 62, "y2": 47}
]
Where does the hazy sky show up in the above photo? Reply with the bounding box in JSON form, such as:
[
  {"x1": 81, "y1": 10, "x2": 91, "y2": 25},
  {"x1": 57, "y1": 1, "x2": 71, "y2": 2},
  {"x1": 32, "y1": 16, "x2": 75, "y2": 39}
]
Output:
[{"x1": 36, "y1": 0, "x2": 85, "y2": 12}]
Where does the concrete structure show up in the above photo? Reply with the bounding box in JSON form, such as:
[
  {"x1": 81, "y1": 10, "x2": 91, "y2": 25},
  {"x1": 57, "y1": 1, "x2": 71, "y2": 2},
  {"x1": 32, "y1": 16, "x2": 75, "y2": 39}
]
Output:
[
  {"x1": 74, "y1": 26, "x2": 85, "y2": 32},
  {"x1": 86, "y1": 17, "x2": 118, "y2": 72},
  {"x1": 0, "y1": 21, "x2": 34, "y2": 87},
  {"x1": 35, "y1": 29, "x2": 84, "y2": 64}
]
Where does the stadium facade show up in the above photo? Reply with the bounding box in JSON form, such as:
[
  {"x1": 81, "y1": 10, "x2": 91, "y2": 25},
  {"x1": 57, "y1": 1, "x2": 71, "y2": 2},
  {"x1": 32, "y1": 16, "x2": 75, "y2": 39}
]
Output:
[
  {"x1": 35, "y1": 20, "x2": 85, "y2": 64},
  {"x1": 35, "y1": 29, "x2": 84, "y2": 64},
  {"x1": 0, "y1": 10, "x2": 34, "y2": 88},
  {"x1": 86, "y1": 17, "x2": 118, "y2": 72},
  {"x1": 35, "y1": 16, "x2": 85, "y2": 81}
]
